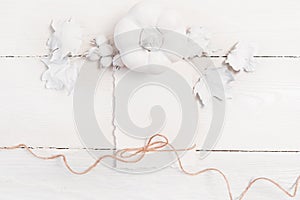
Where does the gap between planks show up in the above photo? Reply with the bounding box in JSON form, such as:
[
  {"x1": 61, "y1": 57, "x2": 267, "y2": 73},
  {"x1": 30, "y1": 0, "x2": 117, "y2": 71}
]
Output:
[
  {"x1": 1, "y1": 146, "x2": 300, "y2": 153},
  {"x1": 1, "y1": 55, "x2": 300, "y2": 58}
]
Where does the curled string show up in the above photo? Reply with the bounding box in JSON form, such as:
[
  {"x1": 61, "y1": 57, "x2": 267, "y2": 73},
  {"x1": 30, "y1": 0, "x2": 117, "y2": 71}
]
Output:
[{"x1": 1, "y1": 134, "x2": 300, "y2": 200}]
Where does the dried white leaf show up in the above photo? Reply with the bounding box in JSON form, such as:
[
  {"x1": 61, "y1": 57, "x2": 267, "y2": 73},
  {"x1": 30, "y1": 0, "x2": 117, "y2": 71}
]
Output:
[
  {"x1": 225, "y1": 41, "x2": 257, "y2": 72},
  {"x1": 193, "y1": 77, "x2": 210, "y2": 106},
  {"x1": 86, "y1": 47, "x2": 101, "y2": 61},
  {"x1": 41, "y1": 57, "x2": 79, "y2": 94},
  {"x1": 207, "y1": 67, "x2": 235, "y2": 100},
  {"x1": 217, "y1": 67, "x2": 235, "y2": 99},
  {"x1": 47, "y1": 19, "x2": 82, "y2": 60},
  {"x1": 98, "y1": 44, "x2": 114, "y2": 57},
  {"x1": 193, "y1": 67, "x2": 234, "y2": 106},
  {"x1": 186, "y1": 26, "x2": 211, "y2": 57},
  {"x1": 49, "y1": 50, "x2": 63, "y2": 63},
  {"x1": 100, "y1": 56, "x2": 113, "y2": 68},
  {"x1": 42, "y1": 19, "x2": 83, "y2": 94},
  {"x1": 219, "y1": 67, "x2": 235, "y2": 84}
]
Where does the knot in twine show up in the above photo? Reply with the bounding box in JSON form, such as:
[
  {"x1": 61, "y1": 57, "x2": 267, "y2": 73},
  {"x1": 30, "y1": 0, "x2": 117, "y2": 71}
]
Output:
[{"x1": 116, "y1": 134, "x2": 180, "y2": 159}]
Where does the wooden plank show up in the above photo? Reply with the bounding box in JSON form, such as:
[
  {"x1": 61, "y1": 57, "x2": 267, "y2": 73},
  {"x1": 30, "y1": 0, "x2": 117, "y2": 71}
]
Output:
[
  {"x1": 114, "y1": 58, "x2": 300, "y2": 151},
  {"x1": 0, "y1": 57, "x2": 299, "y2": 151},
  {"x1": 0, "y1": 0, "x2": 299, "y2": 55},
  {"x1": 0, "y1": 149, "x2": 299, "y2": 200},
  {"x1": 0, "y1": 58, "x2": 114, "y2": 147},
  {"x1": 214, "y1": 58, "x2": 300, "y2": 150},
  {"x1": 0, "y1": 1, "x2": 299, "y2": 199}
]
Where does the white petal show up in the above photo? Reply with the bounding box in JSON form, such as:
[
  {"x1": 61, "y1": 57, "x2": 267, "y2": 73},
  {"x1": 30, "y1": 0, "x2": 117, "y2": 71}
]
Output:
[
  {"x1": 98, "y1": 44, "x2": 114, "y2": 56},
  {"x1": 95, "y1": 35, "x2": 108, "y2": 47},
  {"x1": 100, "y1": 56, "x2": 113, "y2": 68},
  {"x1": 86, "y1": 47, "x2": 101, "y2": 61}
]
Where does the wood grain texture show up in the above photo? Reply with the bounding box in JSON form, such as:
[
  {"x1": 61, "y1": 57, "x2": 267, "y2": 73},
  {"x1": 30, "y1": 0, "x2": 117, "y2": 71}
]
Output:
[
  {"x1": 0, "y1": 149, "x2": 299, "y2": 200},
  {"x1": 0, "y1": 0, "x2": 299, "y2": 199},
  {"x1": 0, "y1": 58, "x2": 299, "y2": 151},
  {"x1": 0, "y1": 0, "x2": 299, "y2": 55}
]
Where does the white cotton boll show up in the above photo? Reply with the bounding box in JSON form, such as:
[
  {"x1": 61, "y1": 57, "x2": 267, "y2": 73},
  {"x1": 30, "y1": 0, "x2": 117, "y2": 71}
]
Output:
[
  {"x1": 100, "y1": 56, "x2": 113, "y2": 68},
  {"x1": 98, "y1": 44, "x2": 114, "y2": 57},
  {"x1": 95, "y1": 35, "x2": 108, "y2": 47},
  {"x1": 86, "y1": 47, "x2": 101, "y2": 61}
]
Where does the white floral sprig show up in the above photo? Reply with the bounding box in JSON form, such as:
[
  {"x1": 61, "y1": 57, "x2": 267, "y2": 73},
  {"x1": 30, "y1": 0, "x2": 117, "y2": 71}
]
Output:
[
  {"x1": 41, "y1": 19, "x2": 82, "y2": 94},
  {"x1": 40, "y1": 17, "x2": 257, "y2": 101},
  {"x1": 86, "y1": 35, "x2": 124, "y2": 69}
]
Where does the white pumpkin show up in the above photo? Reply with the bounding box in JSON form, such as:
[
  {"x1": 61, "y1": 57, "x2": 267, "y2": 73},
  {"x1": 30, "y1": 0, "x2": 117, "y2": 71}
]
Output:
[{"x1": 114, "y1": 1, "x2": 186, "y2": 74}]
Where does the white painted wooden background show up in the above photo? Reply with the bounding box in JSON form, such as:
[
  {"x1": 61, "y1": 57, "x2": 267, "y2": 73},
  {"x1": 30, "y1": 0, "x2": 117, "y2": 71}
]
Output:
[{"x1": 0, "y1": 0, "x2": 300, "y2": 199}]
